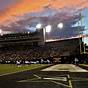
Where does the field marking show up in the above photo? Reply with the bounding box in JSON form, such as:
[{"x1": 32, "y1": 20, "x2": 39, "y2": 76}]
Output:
[
  {"x1": 33, "y1": 74, "x2": 41, "y2": 79},
  {"x1": 43, "y1": 77, "x2": 67, "y2": 81},
  {"x1": 0, "y1": 69, "x2": 32, "y2": 77},
  {"x1": 68, "y1": 75, "x2": 73, "y2": 88},
  {"x1": 42, "y1": 64, "x2": 88, "y2": 72},
  {"x1": 18, "y1": 73, "x2": 68, "y2": 83},
  {"x1": 51, "y1": 80, "x2": 70, "y2": 88},
  {"x1": 18, "y1": 80, "x2": 49, "y2": 83},
  {"x1": 34, "y1": 74, "x2": 67, "y2": 81}
]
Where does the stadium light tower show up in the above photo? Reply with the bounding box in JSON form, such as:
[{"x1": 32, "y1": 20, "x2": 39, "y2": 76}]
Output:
[
  {"x1": 45, "y1": 25, "x2": 52, "y2": 33},
  {"x1": 36, "y1": 24, "x2": 52, "y2": 42},
  {"x1": 36, "y1": 23, "x2": 46, "y2": 42},
  {"x1": 0, "y1": 29, "x2": 3, "y2": 35},
  {"x1": 43, "y1": 25, "x2": 52, "y2": 42},
  {"x1": 57, "y1": 23, "x2": 64, "y2": 29},
  {"x1": 0, "y1": 29, "x2": 2, "y2": 34}
]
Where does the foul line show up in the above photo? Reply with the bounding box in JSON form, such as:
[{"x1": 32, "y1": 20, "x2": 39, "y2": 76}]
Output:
[
  {"x1": 0, "y1": 69, "x2": 31, "y2": 77},
  {"x1": 51, "y1": 80, "x2": 70, "y2": 88},
  {"x1": 68, "y1": 75, "x2": 73, "y2": 88}
]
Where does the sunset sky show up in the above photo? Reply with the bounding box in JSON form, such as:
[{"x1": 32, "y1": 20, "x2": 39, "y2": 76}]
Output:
[{"x1": 0, "y1": 0, "x2": 88, "y2": 25}]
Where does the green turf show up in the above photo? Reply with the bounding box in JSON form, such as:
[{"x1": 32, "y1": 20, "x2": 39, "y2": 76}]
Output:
[{"x1": 0, "y1": 64, "x2": 49, "y2": 75}]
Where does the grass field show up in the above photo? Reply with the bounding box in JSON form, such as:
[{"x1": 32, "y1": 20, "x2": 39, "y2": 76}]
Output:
[{"x1": 0, "y1": 64, "x2": 49, "y2": 75}]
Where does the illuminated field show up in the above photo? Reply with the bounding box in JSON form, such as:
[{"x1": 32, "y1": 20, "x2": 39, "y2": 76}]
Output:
[
  {"x1": 0, "y1": 64, "x2": 49, "y2": 75},
  {"x1": 42, "y1": 64, "x2": 88, "y2": 72}
]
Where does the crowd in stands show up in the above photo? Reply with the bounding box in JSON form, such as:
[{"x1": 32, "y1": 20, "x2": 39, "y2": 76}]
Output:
[
  {"x1": 0, "y1": 45, "x2": 88, "y2": 64},
  {"x1": 0, "y1": 44, "x2": 88, "y2": 64},
  {"x1": 0, "y1": 46, "x2": 60, "y2": 64}
]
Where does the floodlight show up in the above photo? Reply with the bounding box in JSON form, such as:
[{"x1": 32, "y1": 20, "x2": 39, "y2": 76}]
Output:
[
  {"x1": 0, "y1": 29, "x2": 2, "y2": 34},
  {"x1": 57, "y1": 23, "x2": 63, "y2": 29},
  {"x1": 27, "y1": 31, "x2": 30, "y2": 34},
  {"x1": 36, "y1": 23, "x2": 42, "y2": 29},
  {"x1": 45, "y1": 25, "x2": 52, "y2": 33}
]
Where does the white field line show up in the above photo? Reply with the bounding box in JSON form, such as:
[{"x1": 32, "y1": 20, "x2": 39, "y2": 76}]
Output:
[
  {"x1": 0, "y1": 69, "x2": 31, "y2": 77},
  {"x1": 33, "y1": 74, "x2": 41, "y2": 79},
  {"x1": 43, "y1": 77, "x2": 67, "y2": 81},
  {"x1": 51, "y1": 80, "x2": 70, "y2": 88},
  {"x1": 68, "y1": 75, "x2": 73, "y2": 88}
]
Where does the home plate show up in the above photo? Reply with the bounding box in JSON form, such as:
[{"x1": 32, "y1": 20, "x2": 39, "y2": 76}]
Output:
[{"x1": 42, "y1": 64, "x2": 87, "y2": 72}]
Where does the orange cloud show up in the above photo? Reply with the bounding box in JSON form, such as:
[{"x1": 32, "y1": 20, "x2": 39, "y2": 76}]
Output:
[
  {"x1": 0, "y1": 0, "x2": 88, "y2": 26},
  {"x1": 0, "y1": 0, "x2": 48, "y2": 25},
  {"x1": 52, "y1": 0, "x2": 88, "y2": 8}
]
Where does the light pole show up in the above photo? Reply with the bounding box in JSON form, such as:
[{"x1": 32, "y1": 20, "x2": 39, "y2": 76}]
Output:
[
  {"x1": 36, "y1": 23, "x2": 52, "y2": 42},
  {"x1": 44, "y1": 25, "x2": 52, "y2": 42},
  {"x1": 36, "y1": 23, "x2": 64, "y2": 43}
]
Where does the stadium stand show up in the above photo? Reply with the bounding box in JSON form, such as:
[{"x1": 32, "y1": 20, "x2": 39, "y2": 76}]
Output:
[{"x1": 0, "y1": 30, "x2": 88, "y2": 64}]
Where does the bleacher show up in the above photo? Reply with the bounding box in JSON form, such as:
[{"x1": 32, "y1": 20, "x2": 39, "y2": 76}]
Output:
[
  {"x1": 0, "y1": 30, "x2": 44, "y2": 46},
  {"x1": 0, "y1": 30, "x2": 87, "y2": 64}
]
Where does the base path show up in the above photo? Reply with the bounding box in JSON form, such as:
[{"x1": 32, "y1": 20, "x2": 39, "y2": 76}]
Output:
[{"x1": 42, "y1": 64, "x2": 87, "y2": 72}]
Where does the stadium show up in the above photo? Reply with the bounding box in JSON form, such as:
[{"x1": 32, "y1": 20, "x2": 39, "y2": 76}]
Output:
[
  {"x1": 0, "y1": 16, "x2": 88, "y2": 64},
  {"x1": 0, "y1": 19, "x2": 88, "y2": 88},
  {"x1": 0, "y1": 0, "x2": 88, "y2": 88},
  {"x1": 0, "y1": 29, "x2": 88, "y2": 64}
]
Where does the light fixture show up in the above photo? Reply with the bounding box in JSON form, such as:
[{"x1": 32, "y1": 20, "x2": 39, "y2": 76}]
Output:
[
  {"x1": 0, "y1": 29, "x2": 2, "y2": 34},
  {"x1": 57, "y1": 23, "x2": 63, "y2": 29},
  {"x1": 36, "y1": 23, "x2": 42, "y2": 29},
  {"x1": 45, "y1": 25, "x2": 52, "y2": 33}
]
